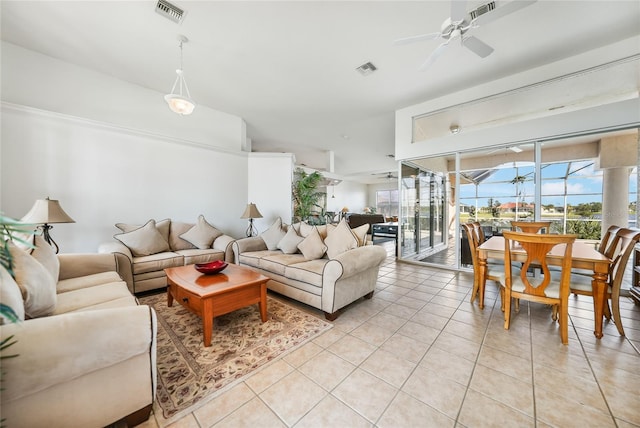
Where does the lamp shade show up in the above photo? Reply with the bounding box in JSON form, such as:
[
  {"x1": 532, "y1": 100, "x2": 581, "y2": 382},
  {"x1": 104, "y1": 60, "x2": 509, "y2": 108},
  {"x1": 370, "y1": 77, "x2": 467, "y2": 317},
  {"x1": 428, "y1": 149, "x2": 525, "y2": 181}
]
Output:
[
  {"x1": 21, "y1": 198, "x2": 75, "y2": 224},
  {"x1": 240, "y1": 203, "x2": 263, "y2": 219}
]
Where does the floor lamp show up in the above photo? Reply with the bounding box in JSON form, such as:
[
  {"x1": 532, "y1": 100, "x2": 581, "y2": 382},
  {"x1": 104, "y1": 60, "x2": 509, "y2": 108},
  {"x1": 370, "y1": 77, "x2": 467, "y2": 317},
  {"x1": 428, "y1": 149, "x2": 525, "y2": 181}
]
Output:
[{"x1": 21, "y1": 197, "x2": 75, "y2": 253}]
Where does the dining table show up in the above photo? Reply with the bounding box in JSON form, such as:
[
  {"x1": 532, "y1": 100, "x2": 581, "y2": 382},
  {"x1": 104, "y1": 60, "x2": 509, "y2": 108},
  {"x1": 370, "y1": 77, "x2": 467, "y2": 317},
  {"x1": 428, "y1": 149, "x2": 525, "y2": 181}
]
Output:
[{"x1": 476, "y1": 236, "x2": 612, "y2": 339}]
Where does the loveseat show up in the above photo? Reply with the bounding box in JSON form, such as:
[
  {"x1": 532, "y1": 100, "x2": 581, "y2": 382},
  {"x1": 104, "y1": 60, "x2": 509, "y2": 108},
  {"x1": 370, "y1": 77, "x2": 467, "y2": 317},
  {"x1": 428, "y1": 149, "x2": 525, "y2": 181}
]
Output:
[
  {"x1": 99, "y1": 215, "x2": 235, "y2": 294},
  {"x1": 233, "y1": 218, "x2": 387, "y2": 320},
  {"x1": 0, "y1": 235, "x2": 157, "y2": 427}
]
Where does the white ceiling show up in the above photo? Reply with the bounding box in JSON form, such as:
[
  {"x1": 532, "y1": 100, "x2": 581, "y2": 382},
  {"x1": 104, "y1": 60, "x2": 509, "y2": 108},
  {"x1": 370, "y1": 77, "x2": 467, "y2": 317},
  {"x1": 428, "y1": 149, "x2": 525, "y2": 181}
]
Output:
[{"x1": 1, "y1": 1, "x2": 639, "y2": 184}]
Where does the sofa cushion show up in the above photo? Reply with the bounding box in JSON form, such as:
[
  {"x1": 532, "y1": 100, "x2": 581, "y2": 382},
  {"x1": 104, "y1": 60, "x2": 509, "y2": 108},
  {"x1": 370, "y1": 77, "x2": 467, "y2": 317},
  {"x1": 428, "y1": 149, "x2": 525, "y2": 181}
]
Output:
[
  {"x1": 261, "y1": 217, "x2": 286, "y2": 250},
  {"x1": 283, "y1": 259, "x2": 327, "y2": 288},
  {"x1": 169, "y1": 221, "x2": 197, "y2": 251},
  {"x1": 175, "y1": 248, "x2": 225, "y2": 265},
  {"x1": 30, "y1": 235, "x2": 60, "y2": 283},
  {"x1": 351, "y1": 223, "x2": 369, "y2": 247},
  {"x1": 260, "y1": 253, "x2": 307, "y2": 276},
  {"x1": 57, "y1": 271, "x2": 124, "y2": 293},
  {"x1": 53, "y1": 282, "x2": 135, "y2": 314},
  {"x1": 131, "y1": 252, "x2": 184, "y2": 275},
  {"x1": 8, "y1": 241, "x2": 56, "y2": 318},
  {"x1": 324, "y1": 219, "x2": 358, "y2": 259},
  {"x1": 238, "y1": 250, "x2": 282, "y2": 269},
  {"x1": 297, "y1": 227, "x2": 327, "y2": 260},
  {"x1": 0, "y1": 265, "x2": 25, "y2": 322},
  {"x1": 114, "y1": 220, "x2": 170, "y2": 256},
  {"x1": 116, "y1": 218, "x2": 170, "y2": 244},
  {"x1": 179, "y1": 215, "x2": 223, "y2": 249},
  {"x1": 277, "y1": 227, "x2": 304, "y2": 254}
]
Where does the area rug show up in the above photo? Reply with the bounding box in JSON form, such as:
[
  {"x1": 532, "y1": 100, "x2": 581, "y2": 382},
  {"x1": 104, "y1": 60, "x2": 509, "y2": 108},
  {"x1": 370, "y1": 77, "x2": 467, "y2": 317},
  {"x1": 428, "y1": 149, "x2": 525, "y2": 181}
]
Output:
[{"x1": 138, "y1": 292, "x2": 332, "y2": 420}]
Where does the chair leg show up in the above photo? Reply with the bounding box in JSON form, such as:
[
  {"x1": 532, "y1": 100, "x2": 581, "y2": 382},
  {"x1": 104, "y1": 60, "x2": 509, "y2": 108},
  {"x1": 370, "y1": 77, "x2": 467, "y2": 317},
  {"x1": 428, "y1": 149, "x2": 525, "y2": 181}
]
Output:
[
  {"x1": 603, "y1": 301, "x2": 612, "y2": 320},
  {"x1": 611, "y1": 294, "x2": 625, "y2": 336},
  {"x1": 559, "y1": 299, "x2": 568, "y2": 345},
  {"x1": 500, "y1": 287, "x2": 505, "y2": 312},
  {"x1": 551, "y1": 305, "x2": 558, "y2": 322},
  {"x1": 503, "y1": 288, "x2": 512, "y2": 330},
  {"x1": 514, "y1": 298, "x2": 520, "y2": 313}
]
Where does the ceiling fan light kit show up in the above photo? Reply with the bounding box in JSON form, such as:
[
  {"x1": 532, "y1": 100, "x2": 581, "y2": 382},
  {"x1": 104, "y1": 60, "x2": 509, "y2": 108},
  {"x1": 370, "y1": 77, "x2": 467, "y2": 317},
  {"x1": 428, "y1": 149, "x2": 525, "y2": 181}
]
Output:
[
  {"x1": 395, "y1": 0, "x2": 537, "y2": 70},
  {"x1": 165, "y1": 34, "x2": 196, "y2": 115}
]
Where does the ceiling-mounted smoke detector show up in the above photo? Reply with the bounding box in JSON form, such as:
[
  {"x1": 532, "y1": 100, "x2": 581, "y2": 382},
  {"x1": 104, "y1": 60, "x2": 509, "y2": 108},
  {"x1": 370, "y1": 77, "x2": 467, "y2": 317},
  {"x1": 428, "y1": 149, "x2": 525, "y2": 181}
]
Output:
[
  {"x1": 155, "y1": 0, "x2": 186, "y2": 24},
  {"x1": 356, "y1": 62, "x2": 377, "y2": 76}
]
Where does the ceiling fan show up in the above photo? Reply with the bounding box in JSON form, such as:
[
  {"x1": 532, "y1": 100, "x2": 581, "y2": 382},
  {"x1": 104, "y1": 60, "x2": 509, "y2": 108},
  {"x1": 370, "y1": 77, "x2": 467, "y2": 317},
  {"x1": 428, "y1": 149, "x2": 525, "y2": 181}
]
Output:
[{"x1": 395, "y1": 0, "x2": 537, "y2": 71}]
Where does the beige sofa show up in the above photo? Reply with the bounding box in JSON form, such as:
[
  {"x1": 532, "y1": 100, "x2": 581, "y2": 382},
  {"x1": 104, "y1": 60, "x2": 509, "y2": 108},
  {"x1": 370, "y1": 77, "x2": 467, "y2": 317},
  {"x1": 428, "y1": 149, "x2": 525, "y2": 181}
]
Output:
[
  {"x1": 0, "y1": 236, "x2": 157, "y2": 427},
  {"x1": 233, "y1": 219, "x2": 387, "y2": 320},
  {"x1": 99, "y1": 216, "x2": 235, "y2": 294}
]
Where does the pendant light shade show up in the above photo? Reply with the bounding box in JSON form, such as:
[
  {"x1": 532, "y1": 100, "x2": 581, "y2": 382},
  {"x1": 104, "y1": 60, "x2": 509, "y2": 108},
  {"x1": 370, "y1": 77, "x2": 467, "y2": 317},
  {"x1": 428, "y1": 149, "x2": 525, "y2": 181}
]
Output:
[{"x1": 165, "y1": 35, "x2": 195, "y2": 115}]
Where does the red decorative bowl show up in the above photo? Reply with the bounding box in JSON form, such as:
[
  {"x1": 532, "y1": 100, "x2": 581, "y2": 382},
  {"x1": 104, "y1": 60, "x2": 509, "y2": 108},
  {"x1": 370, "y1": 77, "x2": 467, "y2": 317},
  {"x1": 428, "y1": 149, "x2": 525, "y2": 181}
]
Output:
[{"x1": 194, "y1": 260, "x2": 228, "y2": 274}]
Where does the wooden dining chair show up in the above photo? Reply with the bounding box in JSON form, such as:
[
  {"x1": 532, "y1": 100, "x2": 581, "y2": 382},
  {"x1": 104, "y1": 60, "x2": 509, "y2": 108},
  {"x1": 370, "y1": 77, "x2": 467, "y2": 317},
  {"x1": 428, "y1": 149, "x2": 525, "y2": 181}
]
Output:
[
  {"x1": 569, "y1": 227, "x2": 640, "y2": 336},
  {"x1": 510, "y1": 221, "x2": 552, "y2": 234},
  {"x1": 501, "y1": 231, "x2": 577, "y2": 344},
  {"x1": 463, "y1": 223, "x2": 505, "y2": 306}
]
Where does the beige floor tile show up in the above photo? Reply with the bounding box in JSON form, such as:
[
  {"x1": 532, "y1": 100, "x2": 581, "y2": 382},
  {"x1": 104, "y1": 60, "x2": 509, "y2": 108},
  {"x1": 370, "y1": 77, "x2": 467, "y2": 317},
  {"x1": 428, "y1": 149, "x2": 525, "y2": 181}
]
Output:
[
  {"x1": 294, "y1": 394, "x2": 372, "y2": 428},
  {"x1": 616, "y1": 418, "x2": 640, "y2": 428},
  {"x1": 482, "y1": 328, "x2": 532, "y2": 360},
  {"x1": 213, "y1": 396, "x2": 285, "y2": 428},
  {"x1": 535, "y1": 387, "x2": 616, "y2": 428},
  {"x1": 534, "y1": 365, "x2": 609, "y2": 414},
  {"x1": 469, "y1": 364, "x2": 534, "y2": 416},
  {"x1": 350, "y1": 320, "x2": 397, "y2": 347},
  {"x1": 332, "y1": 368, "x2": 398, "y2": 423},
  {"x1": 442, "y1": 319, "x2": 486, "y2": 343},
  {"x1": 165, "y1": 414, "x2": 201, "y2": 428},
  {"x1": 477, "y1": 344, "x2": 533, "y2": 383},
  {"x1": 373, "y1": 290, "x2": 403, "y2": 303},
  {"x1": 259, "y1": 371, "x2": 326, "y2": 426},
  {"x1": 458, "y1": 389, "x2": 534, "y2": 428},
  {"x1": 419, "y1": 346, "x2": 475, "y2": 386},
  {"x1": 244, "y1": 359, "x2": 294, "y2": 394},
  {"x1": 327, "y1": 334, "x2": 377, "y2": 365},
  {"x1": 377, "y1": 391, "x2": 455, "y2": 428},
  {"x1": 402, "y1": 366, "x2": 467, "y2": 419},
  {"x1": 404, "y1": 289, "x2": 435, "y2": 302},
  {"x1": 311, "y1": 326, "x2": 346, "y2": 348},
  {"x1": 193, "y1": 383, "x2": 256, "y2": 427},
  {"x1": 396, "y1": 320, "x2": 441, "y2": 345},
  {"x1": 423, "y1": 302, "x2": 457, "y2": 319},
  {"x1": 383, "y1": 302, "x2": 420, "y2": 319},
  {"x1": 361, "y1": 348, "x2": 417, "y2": 388},
  {"x1": 410, "y1": 309, "x2": 450, "y2": 330},
  {"x1": 379, "y1": 333, "x2": 430, "y2": 363},
  {"x1": 394, "y1": 295, "x2": 429, "y2": 309},
  {"x1": 433, "y1": 331, "x2": 482, "y2": 362},
  {"x1": 283, "y1": 341, "x2": 323, "y2": 367},
  {"x1": 298, "y1": 350, "x2": 356, "y2": 391},
  {"x1": 367, "y1": 311, "x2": 408, "y2": 331}
]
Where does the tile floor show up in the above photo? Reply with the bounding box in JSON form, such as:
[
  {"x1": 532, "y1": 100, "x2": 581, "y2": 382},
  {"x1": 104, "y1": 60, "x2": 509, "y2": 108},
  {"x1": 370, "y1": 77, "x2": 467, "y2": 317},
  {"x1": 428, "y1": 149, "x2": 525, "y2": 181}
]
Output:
[{"x1": 141, "y1": 243, "x2": 640, "y2": 428}]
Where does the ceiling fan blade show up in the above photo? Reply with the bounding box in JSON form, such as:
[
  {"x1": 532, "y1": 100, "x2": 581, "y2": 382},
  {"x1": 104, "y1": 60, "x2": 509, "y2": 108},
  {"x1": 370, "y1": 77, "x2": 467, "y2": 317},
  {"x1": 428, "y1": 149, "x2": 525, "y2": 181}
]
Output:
[
  {"x1": 450, "y1": 0, "x2": 469, "y2": 22},
  {"x1": 472, "y1": 0, "x2": 537, "y2": 26},
  {"x1": 463, "y1": 36, "x2": 494, "y2": 58},
  {"x1": 394, "y1": 32, "x2": 441, "y2": 45},
  {"x1": 418, "y1": 41, "x2": 449, "y2": 71}
]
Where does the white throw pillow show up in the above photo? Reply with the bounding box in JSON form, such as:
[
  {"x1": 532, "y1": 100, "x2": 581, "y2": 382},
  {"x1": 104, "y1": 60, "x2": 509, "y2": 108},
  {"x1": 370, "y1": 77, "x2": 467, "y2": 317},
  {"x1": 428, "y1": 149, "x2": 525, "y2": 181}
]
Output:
[
  {"x1": 297, "y1": 227, "x2": 328, "y2": 260},
  {"x1": 8, "y1": 241, "x2": 56, "y2": 318},
  {"x1": 261, "y1": 218, "x2": 286, "y2": 250},
  {"x1": 179, "y1": 215, "x2": 223, "y2": 249},
  {"x1": 0, "y1": 265, "x2": 25, "y2": 323},
  {"x1": 298, "y1": 222, "x2": 314, "y2": 238},
  {"x1": 324, "y1": 219, "x2": 358, "y2": 259},
  {"x1": 31, "y1": 234, "x2": 60, "y2": 283},
  {"x1": 277, "y1": 227, "x2": 304, "y2": 254},
  {"x1": 116, "y1": 218, "x2": 170, "y2": 243},
  {"x1": 351, "y1": 223, "x2": 369, "y2": 247},
  {"x1": 114, "y1": 219, "x2": 170, "y2": 256}
]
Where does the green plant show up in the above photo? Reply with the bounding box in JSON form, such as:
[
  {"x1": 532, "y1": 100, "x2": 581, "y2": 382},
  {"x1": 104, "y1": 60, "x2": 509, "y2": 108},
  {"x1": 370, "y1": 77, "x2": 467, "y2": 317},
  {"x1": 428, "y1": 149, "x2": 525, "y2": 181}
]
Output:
[{"x1": 292, "y1": 169, "x2": 326, "y2": 223}]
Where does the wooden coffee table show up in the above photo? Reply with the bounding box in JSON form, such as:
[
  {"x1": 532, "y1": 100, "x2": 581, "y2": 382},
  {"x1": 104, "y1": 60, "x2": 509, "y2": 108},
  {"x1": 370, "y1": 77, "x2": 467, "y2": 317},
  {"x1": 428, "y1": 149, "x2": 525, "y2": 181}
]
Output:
[{"x1": 165, "y1": 264, "x2": 270, "y2": 347}]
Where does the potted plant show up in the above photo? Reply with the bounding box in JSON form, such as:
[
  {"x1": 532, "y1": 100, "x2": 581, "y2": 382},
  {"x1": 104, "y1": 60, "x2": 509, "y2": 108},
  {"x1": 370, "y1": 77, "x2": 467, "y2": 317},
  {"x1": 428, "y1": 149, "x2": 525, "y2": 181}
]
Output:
[{"x1": 292, "y1": 169, "x2": 326, "y2": 224}]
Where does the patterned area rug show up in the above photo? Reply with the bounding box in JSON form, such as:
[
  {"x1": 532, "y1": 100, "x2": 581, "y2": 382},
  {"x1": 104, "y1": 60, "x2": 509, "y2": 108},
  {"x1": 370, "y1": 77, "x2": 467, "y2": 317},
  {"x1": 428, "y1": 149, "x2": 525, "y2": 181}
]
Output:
[{"x1": 139, "y1": 292, "x2": 332, "y2": 419}]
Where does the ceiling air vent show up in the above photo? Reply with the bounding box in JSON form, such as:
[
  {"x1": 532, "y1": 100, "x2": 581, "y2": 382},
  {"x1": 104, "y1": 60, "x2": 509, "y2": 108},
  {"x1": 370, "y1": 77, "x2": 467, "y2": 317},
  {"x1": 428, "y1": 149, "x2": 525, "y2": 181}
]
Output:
[
  {"x1": 470, "y1": 1, "x2": 496, "y2": 20},
  {"x1": 155, "y1": 0, "x2": 186, "y2": 24},
  {"x1": 356, "y1": 62, "x2": 377, "y2": 76}
]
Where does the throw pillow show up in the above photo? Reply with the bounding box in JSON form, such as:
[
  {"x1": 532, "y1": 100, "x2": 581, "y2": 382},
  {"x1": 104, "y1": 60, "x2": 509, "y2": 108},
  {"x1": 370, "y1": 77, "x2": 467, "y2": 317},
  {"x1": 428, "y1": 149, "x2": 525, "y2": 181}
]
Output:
[
  {"x1": 297, "y1": 227, "x2": 328, "y2": 260},
  {"x1": 114, "y1": 219, "x2": 170, "y2": 256},
  {"x1": 179, "y1": 215, "x2": 223, "y2": 249},
  {"x1": 8, "y1": 241, "x2": 56, "y2": 318},
  {"x1": 298, "y1": 222, "x2": 314, "y2": 238},
  {"x1": 31, "y1": 234, "x2": 60, "y2": 283},
  {"x1": 351, "y1": 223, "x2": 370, "y2": 247},
  {"x1": 116, "y1": 218, "x2": 171, "y2": 243},
  {"x1": 169, "y1": 221, "x2": 197, "y2": 250},
  {"x1": 0, "y1": 265, "x2": 25, "y2": 323},
  {"x1": 324, "y1": 219, "x2": 358, "y2": 259},
  {"x1": 260, "y1": 217, "x2": 286, "y2": 250},
  {"x1": 277, "y1": 227, "x2": 304, "y2": 254}
]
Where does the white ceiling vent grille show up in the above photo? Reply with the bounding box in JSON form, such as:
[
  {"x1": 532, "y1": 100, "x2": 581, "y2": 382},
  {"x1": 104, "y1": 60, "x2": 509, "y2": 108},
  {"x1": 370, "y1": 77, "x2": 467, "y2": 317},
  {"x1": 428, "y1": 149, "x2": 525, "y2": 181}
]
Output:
[
  {"x1": 356, "y1": 62, "x2": 377, "y2": 76},
  {"x1": 155, "y1": 0, "x2": 186, "y2": 24},
  {"x1": 470, "y1": 1, "x2": 496, "y2": 20}
]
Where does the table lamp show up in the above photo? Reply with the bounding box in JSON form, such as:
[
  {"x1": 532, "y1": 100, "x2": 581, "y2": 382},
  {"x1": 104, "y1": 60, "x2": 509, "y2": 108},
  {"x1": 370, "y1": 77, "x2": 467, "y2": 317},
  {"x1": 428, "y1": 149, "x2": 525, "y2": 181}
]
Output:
[
  {"x1": 240, "y1": 203, "x2": 263, "y2": 237},
  {"x1": 21, "y1": 197, "x2": 75, "y2": 253}
]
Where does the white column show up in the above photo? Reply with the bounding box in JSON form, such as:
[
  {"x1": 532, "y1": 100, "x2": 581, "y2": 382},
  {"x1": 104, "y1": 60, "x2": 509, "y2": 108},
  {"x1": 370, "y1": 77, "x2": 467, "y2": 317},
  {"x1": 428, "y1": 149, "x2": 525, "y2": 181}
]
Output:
[{"x1": 602, "y1": 167, "x2": 630, "y2": 232}]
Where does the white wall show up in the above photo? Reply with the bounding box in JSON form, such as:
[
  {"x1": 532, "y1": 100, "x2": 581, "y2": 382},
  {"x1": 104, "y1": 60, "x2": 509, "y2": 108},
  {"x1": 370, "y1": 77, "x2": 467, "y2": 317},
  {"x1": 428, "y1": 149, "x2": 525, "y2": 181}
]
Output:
[
  {"x1": 1, "y1": 43, "x2": 252, "y2": 252},
  {"x1": 247, "y1": 153, "x2": 294, "y2": 232},
  {"x1": 326, "y1": 180, "x2": 368, "y2": 215}
]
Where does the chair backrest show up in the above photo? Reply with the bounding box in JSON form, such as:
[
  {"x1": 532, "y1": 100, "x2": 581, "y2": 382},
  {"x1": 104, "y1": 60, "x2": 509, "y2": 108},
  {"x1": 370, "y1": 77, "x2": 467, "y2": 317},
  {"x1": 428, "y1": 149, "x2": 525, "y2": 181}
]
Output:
[
  {"x1": 598, "y1": 225, "x2": 622, "y2": 257},
  {"x1": 510, "y1": 221, "x2": 552, "y2": 234},
  {"x1": 608, "y1": 228, "x2": 640, "y2": 292},
  {"x1": 471, "y1": 221, "x2": 485, "y2": 243},
  {"x1": 502, "y1": 231, "x2": 576, "y2": 298},
  {"x1": 462, "y1": 223, "x2": 479, "y2": 267}
]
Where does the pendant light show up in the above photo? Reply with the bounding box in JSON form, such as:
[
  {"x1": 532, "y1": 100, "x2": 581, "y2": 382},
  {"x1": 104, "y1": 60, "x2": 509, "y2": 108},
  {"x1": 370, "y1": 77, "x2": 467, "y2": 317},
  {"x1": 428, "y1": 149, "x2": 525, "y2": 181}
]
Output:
[{"x1": 165, "y1": 34, "x2": 195, "y2": 115}]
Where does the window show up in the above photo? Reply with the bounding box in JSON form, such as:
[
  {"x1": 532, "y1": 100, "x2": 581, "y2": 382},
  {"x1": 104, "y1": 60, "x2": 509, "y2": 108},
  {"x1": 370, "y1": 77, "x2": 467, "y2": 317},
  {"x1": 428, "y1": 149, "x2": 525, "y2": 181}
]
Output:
[{"x1": 376, "y1": 190, "x2": 399, "y2": 219}]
